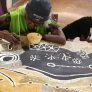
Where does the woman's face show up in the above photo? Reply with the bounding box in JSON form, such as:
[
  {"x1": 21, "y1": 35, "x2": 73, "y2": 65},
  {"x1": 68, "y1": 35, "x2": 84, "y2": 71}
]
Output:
[{"x1": 25, "y1": 13, "x2": 44, "y2": 29}]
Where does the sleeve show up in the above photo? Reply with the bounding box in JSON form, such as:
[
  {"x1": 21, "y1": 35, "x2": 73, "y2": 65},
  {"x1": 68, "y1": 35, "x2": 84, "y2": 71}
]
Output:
[
  {"x1": 0, "y1": 13, "x2": 10, "y2": 30},
  {"x1": 45, "y1": 13, "x2": 62, "y2": 29},
  {"x1": 45, "y1": 19, "x2": 61, "y2": 33}
]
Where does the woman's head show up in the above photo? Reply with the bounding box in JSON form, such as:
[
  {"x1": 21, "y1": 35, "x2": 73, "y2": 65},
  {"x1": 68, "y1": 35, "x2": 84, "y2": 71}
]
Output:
[{"x1": 25, "y1": 0, "x2": 52, "y2": 26}]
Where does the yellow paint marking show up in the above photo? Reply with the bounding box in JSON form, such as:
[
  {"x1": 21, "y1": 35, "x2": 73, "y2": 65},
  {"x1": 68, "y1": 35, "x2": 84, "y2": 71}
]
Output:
[{"x1": 0, "y1": 71, "x2": 16, "y2": 87}]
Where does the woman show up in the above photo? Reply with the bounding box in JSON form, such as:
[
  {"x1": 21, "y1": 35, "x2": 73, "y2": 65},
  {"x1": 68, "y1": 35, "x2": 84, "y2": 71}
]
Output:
[{"x1": 0, "y1": 0, "x2": 66, "y2": 45}]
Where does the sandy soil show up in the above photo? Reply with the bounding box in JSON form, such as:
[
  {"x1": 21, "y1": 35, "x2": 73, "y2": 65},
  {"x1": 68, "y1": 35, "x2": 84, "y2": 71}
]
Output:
[{"x1": 0, "y1": 0, "x2": 92, "y2": 92}]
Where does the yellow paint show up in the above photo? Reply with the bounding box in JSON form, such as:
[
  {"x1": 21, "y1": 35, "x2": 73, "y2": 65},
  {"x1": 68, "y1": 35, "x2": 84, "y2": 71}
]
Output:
[{"x1": 0, "y1": 68, "x2": 41, "y2": 92}]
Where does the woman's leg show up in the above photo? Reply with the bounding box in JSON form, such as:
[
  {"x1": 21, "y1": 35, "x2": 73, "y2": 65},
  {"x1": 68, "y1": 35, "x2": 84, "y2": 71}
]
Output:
[{"x1": 1, "y1": 0, "x2": 8, "y2": 14}]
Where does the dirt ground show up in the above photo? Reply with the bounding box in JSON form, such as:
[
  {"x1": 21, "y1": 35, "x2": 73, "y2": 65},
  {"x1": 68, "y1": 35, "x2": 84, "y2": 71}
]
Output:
[
  {"x1": 0, "y1": 0, "x2": 92, "y2": 92},
  {"x1": 52, "y1": 0, "x2": 92, "y2": 26}
]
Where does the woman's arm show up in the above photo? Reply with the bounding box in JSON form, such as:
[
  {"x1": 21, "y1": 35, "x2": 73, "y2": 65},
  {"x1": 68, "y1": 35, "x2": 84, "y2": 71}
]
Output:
[
  {"x1": 0, "y1": 13, "x2": 20, "y2": 44},
  {"x1": 42, "y1": 27, "x2": 66, "y2": 45}
]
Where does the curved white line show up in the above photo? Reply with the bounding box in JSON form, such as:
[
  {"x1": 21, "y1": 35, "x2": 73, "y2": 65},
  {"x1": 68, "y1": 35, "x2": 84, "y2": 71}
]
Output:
[
  {"x1": 26, "y1": 66, "x2": 92, "y2": 77},
  {"x1": 0, "y1": 53, "x2": 20, "y2": 62}
]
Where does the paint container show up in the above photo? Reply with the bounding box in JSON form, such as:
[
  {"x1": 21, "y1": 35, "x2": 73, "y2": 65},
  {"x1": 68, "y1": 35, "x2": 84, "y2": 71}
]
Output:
[
  {"x1": 0, "y1": 39, "x2": 10, "y2": 51},
  {"x1": 0, "y1": 39, "x2": 21, "y2": 51},
  {"x1": 27, "y1": 33, "x2": 42, "y2": 45}
]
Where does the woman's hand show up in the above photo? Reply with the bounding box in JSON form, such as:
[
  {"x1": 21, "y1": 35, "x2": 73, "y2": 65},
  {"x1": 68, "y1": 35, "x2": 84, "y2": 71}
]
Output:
[{"x1": 0, "y1": 31, "x2": 20, "y2": 45}]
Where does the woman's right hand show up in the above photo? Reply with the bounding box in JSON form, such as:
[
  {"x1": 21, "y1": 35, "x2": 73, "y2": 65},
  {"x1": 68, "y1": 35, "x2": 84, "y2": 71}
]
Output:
[{"x1": 0, "y1": 31, "x2": 20, "y2": 45}]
